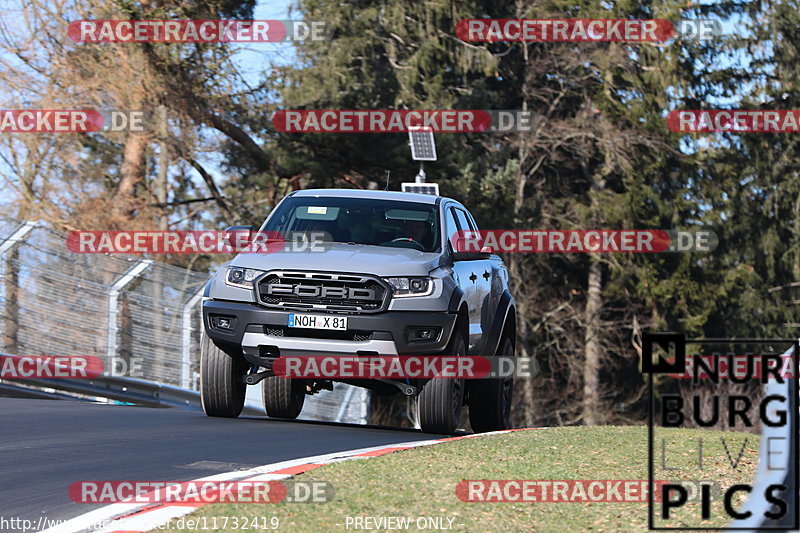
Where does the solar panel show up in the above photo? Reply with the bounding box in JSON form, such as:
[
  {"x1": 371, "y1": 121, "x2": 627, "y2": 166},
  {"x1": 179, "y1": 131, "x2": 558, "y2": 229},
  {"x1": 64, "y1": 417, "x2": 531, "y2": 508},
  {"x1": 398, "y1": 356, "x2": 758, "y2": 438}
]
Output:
[
  {"x1": 408, "y1": 128, "x2": 437, "y2": 161},
  {"x1": 401, "y1": 182, "x2": 439, "y2": 195}
]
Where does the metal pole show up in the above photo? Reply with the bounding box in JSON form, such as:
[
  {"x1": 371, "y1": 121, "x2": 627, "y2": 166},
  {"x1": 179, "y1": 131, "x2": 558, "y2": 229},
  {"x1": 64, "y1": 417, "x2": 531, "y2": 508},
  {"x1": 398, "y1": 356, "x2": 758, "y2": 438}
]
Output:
[
  {"x1": 336, "y1": 385, "x2": 356, "y2": 423},
  {"x1": 415, "y1": 162, "x2": 426, "y2": 183},
  {"x1": 107, "y1": 260, "x2": 152, "y2": 362},
  {"x1": 153, "y1": 108, "x2": 169, "y2": 382},
  {"x1": 0, "y1": 222, "x2": 35, "y2": 354},
  {"x1": 181, "y1": 288, "x2": 204, "y2": 389},
  {"x1": 0, "y1": 221, "x2": 36, "y2": 257},
  {"x1": 360, "y1": 387, "x2": 369, "y2": 424}
]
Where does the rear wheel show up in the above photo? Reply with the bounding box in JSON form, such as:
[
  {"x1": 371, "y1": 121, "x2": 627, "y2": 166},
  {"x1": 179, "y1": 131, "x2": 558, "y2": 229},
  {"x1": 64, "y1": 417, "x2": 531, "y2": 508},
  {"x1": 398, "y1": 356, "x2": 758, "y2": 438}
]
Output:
[
  {"x1": 469, "y1": 335, "x2": 514, "y2": 432},
  {"x1": 418, "y1": 330, "x2": 466, "y2": 434},
  {"x1": 200, "y1": 334, "x2": 247, "y2": 418},
  {"x1": 263, "y1": 376, "x2": 306, "y2": 419}
]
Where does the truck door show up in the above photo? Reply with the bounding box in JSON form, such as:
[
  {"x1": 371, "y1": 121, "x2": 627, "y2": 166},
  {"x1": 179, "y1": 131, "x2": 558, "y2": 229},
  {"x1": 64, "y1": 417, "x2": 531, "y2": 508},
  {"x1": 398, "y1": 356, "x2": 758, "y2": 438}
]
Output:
[
  {"x1": 463, "y1": 209, "x2": 500, "y2": 355},
  {"x1": 450, "y1": 206, "x2": 490, "y2": 353}
]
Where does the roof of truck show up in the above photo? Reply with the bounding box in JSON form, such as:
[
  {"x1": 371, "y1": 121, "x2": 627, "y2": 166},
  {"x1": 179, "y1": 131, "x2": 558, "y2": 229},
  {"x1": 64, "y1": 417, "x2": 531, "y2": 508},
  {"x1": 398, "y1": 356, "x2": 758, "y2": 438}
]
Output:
[{"x1": 290, "y1": 188, "x2": 443, "y2": 205}]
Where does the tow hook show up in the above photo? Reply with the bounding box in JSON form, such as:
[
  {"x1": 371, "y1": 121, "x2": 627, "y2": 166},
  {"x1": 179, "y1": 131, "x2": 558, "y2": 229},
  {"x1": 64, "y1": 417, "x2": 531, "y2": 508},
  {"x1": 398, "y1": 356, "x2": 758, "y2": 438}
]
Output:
[
  {"x1": 401, "y1": 384, "x2": 417, "y2": 396},
  {"x1": 243, "y1": 370, "x2": 273, "y2": 385}
]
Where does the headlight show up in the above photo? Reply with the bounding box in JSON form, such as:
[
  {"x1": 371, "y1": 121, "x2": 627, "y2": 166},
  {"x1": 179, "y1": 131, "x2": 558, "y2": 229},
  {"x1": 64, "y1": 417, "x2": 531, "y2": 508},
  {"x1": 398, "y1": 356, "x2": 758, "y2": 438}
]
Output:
[
  {"x1": 225, "y1": 267, "x2": 265, "y2": 289},
  {"x1": 385, "y1": 277, "x2": 434, "y2": 298}
]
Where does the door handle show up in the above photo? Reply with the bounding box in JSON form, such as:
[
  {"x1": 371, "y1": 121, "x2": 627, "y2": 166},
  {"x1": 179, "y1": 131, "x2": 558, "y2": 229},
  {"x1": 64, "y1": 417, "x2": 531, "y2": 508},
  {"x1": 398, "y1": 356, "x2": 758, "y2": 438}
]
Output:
[
  {"x1": 482, "y1": 270, "x2": 490, "y2": 279},
  {"x1": 469, "y1": 273, "x2": 477, "y2": 283}
]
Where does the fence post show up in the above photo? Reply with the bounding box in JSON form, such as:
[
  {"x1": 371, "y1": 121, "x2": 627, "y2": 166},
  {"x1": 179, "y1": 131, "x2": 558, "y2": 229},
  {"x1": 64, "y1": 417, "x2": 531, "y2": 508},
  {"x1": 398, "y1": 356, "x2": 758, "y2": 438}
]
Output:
[
  {"x1": 107, "y1": 260, "x2": 152, "y2": 362},
  {"x1": 360, "y1": 387, "x2": 370, "y2": 424},
  {"x1": 0, "y1": 221, "x2": 36, "y2": 256},
  {"x1": 181, "y1": 288, "x2": 204, "y2": 389},
  {"x1": 0, "y1": 221, "x2": 36, "y2": 353},
  {"x1": 336, "y1": 385, "x2": 356, "y2": 423}
]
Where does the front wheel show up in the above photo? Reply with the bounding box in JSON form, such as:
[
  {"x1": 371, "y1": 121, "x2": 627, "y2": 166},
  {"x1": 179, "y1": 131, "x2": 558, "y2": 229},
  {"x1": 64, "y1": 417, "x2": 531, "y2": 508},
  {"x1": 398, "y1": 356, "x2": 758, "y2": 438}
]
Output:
[
  {"x1": 468, "y1": 335, "x2": 514, "y2": 432},
  {"x1": 200, "y1": 334, "x2": 247, "y2": 418},
  {"x1": 262, "y1": 376, "x2": 306, "y2": 419},
  {"x1": 418, "y1": 330, "x2": 466, "y2": 434}
]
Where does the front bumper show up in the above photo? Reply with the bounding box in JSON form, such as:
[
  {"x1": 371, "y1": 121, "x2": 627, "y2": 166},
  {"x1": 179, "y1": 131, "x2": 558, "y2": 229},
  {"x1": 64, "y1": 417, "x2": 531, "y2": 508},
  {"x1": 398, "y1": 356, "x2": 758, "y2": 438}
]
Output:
[{"x1": 203, "y1": 300, "x2": 457, "y2": 358}]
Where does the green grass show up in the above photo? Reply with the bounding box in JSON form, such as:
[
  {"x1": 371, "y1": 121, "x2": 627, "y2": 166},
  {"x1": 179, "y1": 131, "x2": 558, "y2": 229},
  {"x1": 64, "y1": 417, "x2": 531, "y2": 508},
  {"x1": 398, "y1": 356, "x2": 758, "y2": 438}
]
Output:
[{"x1": 153, "y1": 426, "x2": 760, "y2": 532}]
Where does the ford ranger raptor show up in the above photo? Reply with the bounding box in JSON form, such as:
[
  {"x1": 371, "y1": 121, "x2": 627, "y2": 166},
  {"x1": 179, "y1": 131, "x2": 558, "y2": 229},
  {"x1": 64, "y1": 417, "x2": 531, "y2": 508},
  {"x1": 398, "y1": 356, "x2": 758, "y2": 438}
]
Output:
[{"x1": 200, "y1": 188, "x2": 516, "y2": 434}]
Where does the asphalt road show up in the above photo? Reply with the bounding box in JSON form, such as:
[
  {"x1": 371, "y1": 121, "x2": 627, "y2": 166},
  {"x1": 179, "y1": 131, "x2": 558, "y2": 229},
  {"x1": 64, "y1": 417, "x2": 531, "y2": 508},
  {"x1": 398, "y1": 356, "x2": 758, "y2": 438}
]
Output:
[{"x1": 0, "y1": 398, "x2": 443, "y2": 526}]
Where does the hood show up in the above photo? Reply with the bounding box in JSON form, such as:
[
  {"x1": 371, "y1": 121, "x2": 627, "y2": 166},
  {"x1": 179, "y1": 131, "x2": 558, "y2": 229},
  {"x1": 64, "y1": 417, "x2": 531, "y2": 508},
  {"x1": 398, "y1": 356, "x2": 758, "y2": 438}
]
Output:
[{"x1": 229, "y1": 242, "x2": 442, "y2": 277}]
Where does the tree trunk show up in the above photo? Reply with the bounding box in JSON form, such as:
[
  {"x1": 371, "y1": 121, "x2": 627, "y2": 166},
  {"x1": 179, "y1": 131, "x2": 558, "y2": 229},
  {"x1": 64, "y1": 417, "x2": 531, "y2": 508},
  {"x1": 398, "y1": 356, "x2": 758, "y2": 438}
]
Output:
[
  {"x1": 517, "y1": 291, "x2": 535, "y2": 428},
  {"x1": 153, "y1": 106, "x2": 168, "y2": 381},
  {"x1": 582, "y1": 254, "x2": 602, "y2": 425},
  {"x1": 1, "y1": 247, "x2": 20, "y2": 353},
  {"x1": 114, "y1": 131, "x2": 148, "y2": 221},
  {"x1": 510, "y1": 26, "x2": 536, "y2": 427}
]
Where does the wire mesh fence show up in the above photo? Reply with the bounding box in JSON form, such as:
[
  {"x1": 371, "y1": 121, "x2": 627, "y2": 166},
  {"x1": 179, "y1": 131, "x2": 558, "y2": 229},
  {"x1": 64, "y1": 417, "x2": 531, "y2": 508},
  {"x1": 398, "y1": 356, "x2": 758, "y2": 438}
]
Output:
[{"x1": 0, "y1": 218, "x2": 369, "y2": 423}]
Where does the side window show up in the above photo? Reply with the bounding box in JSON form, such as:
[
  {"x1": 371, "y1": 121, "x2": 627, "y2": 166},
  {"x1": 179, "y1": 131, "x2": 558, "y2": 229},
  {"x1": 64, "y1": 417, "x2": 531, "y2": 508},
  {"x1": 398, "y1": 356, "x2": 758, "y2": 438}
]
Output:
[
  {"x1": 465, "y1": 211, "x2": 480, "y2": 232},
  {"x1": 454, "y1": 208, "x2": 475, "y2": 232},
  {"x1": 453, "y1": 208, "x2": 484, "y2": 254},
  {"x1": 445, "y1": 207, "x2": 459, "y2": 248}
]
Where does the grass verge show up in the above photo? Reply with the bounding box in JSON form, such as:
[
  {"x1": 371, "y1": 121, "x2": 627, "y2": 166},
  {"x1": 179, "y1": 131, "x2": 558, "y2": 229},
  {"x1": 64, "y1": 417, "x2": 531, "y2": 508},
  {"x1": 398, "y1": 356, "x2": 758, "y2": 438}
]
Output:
[{"x1": 153, "y1": 425, "x2": 760, "y2": 532}]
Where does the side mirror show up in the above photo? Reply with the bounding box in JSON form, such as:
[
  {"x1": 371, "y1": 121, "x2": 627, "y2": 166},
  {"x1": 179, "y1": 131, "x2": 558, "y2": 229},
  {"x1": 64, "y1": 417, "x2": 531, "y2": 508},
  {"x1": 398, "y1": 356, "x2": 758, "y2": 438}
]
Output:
[
  {"x1": 450, "y1": 242, "x2": 491, "y2": 261},
  {"x1": 224, "y1": 225, "x2": 254, "y2": 250},
  {"x1": 453, "y1": 251, "x2": 491, "y2": 261},
  {"x1": 449, "y1": 231, "x2": 492, "y2": 260}
]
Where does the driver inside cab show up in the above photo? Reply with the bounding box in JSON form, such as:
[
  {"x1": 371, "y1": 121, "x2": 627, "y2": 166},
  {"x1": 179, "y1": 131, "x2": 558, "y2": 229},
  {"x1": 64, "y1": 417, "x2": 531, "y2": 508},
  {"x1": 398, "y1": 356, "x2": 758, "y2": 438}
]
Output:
[{"x1": 404, "y1": 219, "x2": 430, "y2": 244}]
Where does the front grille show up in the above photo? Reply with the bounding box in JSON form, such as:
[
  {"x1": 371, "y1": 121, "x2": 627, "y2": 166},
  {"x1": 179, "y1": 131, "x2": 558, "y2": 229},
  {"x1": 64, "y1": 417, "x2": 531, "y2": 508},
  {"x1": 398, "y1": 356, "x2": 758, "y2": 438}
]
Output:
[
  {"x1": 255, "y1": 271, "x2": 390, "y2": 314},
  {"x1": 266, "y1": 325, "x2": 374, "y2": 342}
]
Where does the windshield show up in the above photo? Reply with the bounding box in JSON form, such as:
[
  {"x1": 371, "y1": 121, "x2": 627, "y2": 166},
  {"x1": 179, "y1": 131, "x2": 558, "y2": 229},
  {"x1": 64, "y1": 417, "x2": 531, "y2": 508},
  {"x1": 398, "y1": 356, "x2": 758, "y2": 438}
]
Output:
[{"x1": 261, "y1": 196, "x2": 440, "y2": 253}]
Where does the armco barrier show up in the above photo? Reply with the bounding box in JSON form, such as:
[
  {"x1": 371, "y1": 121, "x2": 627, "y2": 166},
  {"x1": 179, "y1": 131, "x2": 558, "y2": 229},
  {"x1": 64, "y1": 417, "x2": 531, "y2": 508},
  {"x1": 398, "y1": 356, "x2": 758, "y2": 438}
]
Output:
[{"x1": 0, "y1": 352, "x2": 263, "y2": 415}]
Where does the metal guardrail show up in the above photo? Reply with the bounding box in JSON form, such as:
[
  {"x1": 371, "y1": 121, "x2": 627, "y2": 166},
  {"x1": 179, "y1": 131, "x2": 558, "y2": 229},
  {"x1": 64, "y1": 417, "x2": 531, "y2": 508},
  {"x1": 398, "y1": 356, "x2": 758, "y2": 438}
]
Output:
[
  {"x1": 0, "y1": 353, "x2": 275, "y2": 414},
  {"x1": 7, "y1": 375, "x2": 203, "y2": 409},
  {"x1": 0, "y1": 381, "x2": 91, "y2": 402},
  {"x1": 0, "y1": 350, "x2": 200, "y2": 408}
]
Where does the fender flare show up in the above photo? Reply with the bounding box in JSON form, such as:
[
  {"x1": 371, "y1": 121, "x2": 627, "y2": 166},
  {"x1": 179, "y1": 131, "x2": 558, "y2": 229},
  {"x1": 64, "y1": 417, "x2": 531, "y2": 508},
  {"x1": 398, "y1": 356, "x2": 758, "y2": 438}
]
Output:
[
  {"x1": 447, "y1": 286, "x2": 467, "y2": 313},
  {"x1": 446, "y1": 286, "x2": 470, "y2": 342},
  {"x1": 482, "y1": 290, "x2": 516, "y2": 357}
]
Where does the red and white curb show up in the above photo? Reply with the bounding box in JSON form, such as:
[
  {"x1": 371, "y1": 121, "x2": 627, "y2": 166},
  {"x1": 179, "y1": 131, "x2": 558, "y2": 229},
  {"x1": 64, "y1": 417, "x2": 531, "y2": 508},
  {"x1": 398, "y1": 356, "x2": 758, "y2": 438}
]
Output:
[{"x1": 42, "y1": 429, "x2": 535, "y2": 533}]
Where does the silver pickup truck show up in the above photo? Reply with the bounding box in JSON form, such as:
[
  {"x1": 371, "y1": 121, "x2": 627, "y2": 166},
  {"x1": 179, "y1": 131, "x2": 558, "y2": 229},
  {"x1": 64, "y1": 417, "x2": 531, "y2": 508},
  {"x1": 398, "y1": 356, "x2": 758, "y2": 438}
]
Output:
[{"x1": 200, "y1": 188, "x2": 516, "y2": 434}]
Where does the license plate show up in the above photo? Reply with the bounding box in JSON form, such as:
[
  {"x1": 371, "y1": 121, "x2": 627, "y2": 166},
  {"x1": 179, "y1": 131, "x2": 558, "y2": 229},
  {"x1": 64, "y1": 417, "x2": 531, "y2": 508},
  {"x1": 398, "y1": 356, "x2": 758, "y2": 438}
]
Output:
[{"x1": 287, "y1": 313, "x2": 348, "y2": 330}]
